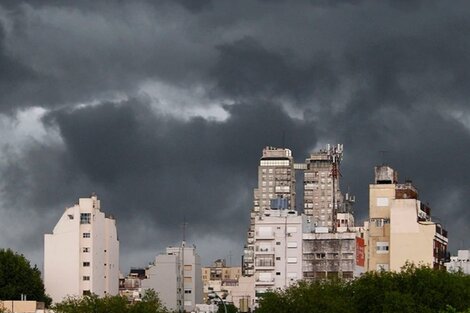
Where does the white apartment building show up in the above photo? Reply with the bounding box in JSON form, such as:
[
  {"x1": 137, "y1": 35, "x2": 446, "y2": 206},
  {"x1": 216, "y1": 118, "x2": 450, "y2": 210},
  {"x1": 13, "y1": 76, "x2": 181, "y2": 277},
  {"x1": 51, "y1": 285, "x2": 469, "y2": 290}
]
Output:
[
  {"x1": 446, "y1": 250, "x2": 470, "y2": 274},
  {"x1": 142, "y1": 245, "x2": 203, "y2": 312},
  {"x1": 253, "y1": 209, "x2": 303, "y2": 297},
  {"x1": 44, "y1": 194, "x2": 119, "y2": 303}
]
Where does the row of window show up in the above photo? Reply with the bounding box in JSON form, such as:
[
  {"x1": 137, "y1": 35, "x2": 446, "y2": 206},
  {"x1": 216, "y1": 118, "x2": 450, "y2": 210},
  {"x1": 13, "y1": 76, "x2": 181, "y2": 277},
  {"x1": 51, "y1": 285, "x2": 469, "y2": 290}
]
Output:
[
  {"x1": 260, "y1": 160, "x2": 290, "y2": 167},
  {"x1": 261, "y1": 168, "x2": 290, "y2": 174},
  {"x1": 80, "y1": 213, "x2": 91, "y2": 224}
]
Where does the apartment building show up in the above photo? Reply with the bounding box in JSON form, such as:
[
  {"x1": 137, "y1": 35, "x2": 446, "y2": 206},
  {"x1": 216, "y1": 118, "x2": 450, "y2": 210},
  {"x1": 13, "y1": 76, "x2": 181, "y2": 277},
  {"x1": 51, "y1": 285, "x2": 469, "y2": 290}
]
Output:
[
  {"x1": 252, "y1": 208, "x2": 303, "y2": 297},
  {"x1": 243, "y1": 145, "x2": 360, "y2": 282},
  {"x1": 142, "y1": 245, "x2": 202, "y2": 312},
  {"x1": 44, "y1": 194, "x2": 119, "y2": 303},
  {"x1": 303, "y1": 145, "x2": 344, "y2": 230},
  {"x1": 446, "y1": 250, "x2": 470, "y2": 274},
  {"x1": 243, "y1": 147, "x2": 296, "y2": 276},
  {"x1": 367, "y1": 165, "x2": 448, "y2": 271}
]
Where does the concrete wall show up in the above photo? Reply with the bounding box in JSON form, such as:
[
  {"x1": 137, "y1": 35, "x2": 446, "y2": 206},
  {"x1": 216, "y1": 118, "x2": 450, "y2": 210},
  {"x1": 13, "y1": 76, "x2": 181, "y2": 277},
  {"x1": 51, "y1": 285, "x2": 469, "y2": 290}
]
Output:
[
  {"x1": 390, "y1": 199, "x2": 434, "y2": 271},
  {"x1": 44, "y1": 195, "x2": 119, "y2": 303},
  {"x1": 142, "y1": 246, "x2": 202, "y2": 312},
  {"x1": 142, "y1": 254, "x2": 179, "y2": 311}
]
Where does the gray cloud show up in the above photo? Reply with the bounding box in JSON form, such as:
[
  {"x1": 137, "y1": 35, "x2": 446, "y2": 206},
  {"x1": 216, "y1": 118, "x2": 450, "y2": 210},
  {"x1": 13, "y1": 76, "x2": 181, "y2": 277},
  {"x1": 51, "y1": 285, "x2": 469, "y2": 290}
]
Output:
[{"x1": 0, "y1": 0, "x2": 469, "y2": 271}]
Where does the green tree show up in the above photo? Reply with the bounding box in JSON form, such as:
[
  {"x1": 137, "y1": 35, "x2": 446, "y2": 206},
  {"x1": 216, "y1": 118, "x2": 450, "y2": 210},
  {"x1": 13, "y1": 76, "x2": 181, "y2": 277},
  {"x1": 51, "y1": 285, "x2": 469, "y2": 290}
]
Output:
[
  {"x1": 256, "y1": 264, "x2": 470, "y2": 313},
  {"x1": 130, "y1": 289, "x2": 168, "y2": 313},
  {"x1": 0, "y1": 248, "x2": 51, "y2": 306},
  {"x1": 52, "y1": 290, "x2": 168, "y2": 313},
  {"x1": 217, "y1": 302, "x2": 238, "y2": 313}
]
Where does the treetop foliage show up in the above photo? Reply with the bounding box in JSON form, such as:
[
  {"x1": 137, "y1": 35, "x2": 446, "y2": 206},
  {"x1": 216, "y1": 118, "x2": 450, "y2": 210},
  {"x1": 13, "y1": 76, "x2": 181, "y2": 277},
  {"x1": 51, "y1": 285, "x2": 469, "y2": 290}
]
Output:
[
  {"x1": 0, "y1": 248, "x2": 51, "y2": 306},
  {"x1": 52, "y1": 289, "x2": 169, "y2": 313},
  {"x1": 256, "y1": 264, "x2": 470, "y2": 313}
]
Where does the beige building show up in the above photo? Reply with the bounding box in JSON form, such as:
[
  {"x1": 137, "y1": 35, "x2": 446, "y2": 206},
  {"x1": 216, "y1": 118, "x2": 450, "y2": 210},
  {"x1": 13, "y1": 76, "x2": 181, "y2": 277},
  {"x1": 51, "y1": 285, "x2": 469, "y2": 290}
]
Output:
[
  {"x1": 202, "y1": 259, "x2": 253, "y2": 311},
  {"x1": 202, "y1": 259, "x2": 241, "y2": 304},
  {"x1": 44, "y1": 194, "x2": 119, "y2": 303},
  {"x1": 0, "y1": 301, "x2": 48, "y2": 313},
  {"x1": 367, "y1": 165, "x2": 448, "y2": 271}
]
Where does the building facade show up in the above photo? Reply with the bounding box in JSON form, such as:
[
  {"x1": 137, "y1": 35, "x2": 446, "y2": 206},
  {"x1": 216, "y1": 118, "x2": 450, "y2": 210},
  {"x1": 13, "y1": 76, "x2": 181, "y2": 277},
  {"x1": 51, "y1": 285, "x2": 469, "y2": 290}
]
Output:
[
  {"x1": 243, "y1": 147, "x2": 296, "y2": 276},
  {"x1": 252, "y1": 209, "x2": 303, "y2": 297},
  {"x1": 303, "y1": 145, "x2": 344, "y2": 230},
  {"x1": 44, "y1": 194, "x2": 119, "y2": 303},
  {"x1": 446, "y1": 250, "x2": 470, "y2": 274},
  {"x1": 243, "y1": 145, "x2": 362, "y2": 283},
  {"x1": 367, "y1": 165, "x2": 448, "y2": 271},
  {"x1": 142, "y1": 245, "x2": 203, "y2": 312}
]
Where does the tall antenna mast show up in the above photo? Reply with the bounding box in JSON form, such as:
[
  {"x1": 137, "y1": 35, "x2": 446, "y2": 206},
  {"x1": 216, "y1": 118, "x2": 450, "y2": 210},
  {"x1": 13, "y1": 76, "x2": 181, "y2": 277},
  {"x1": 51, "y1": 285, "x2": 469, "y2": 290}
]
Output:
[
  {"x1": 180, "y1": 218, "x2": 188, "y2": 313},
  {"x1": 328, "y1": 144, "x2": 343, "y2": 234},
  {"x1": 379, "y1": 150, "x2": 388, "y2": 165}
]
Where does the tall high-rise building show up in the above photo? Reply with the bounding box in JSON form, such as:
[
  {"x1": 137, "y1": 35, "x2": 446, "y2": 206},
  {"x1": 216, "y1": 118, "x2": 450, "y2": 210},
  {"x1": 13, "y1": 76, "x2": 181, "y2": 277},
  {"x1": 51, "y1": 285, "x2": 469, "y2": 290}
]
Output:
[
  {"x1": 44, "y1": 194, "x2": 119, "y2": 303},
  {"x1": 303, "y1": 144, "x2": 344, "y2": 230},
  {"x1": 367, "y1": 165, "x2": 448, "y2": 271},
  {"x1": 243, "y1": 147, "x2": 296, "y2": 276}
]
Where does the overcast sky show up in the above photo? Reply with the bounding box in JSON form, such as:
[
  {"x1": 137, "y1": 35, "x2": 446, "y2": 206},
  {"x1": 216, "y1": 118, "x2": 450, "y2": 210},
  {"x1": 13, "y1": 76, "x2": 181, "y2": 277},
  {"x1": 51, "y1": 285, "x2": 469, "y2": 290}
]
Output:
[{"x1": 0, "y1": 0, "x2": 470, "y2": 272}]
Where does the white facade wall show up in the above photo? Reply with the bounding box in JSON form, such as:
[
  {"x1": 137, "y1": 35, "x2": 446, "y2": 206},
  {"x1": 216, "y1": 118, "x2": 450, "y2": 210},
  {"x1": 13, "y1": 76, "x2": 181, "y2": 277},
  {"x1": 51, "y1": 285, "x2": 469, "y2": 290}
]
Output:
[
  {"x1": 253, "y1": 210, "x2": 303, "y2": 296},
  {"x1": 142, "y1": 246, "x2": 202, "y2": 312},
  {"x1": 446, "y1": 250, "x2": 470, "y2": 274},
  {"x1": 44, "y1": 195, "x2": 119, "y2": 303}
]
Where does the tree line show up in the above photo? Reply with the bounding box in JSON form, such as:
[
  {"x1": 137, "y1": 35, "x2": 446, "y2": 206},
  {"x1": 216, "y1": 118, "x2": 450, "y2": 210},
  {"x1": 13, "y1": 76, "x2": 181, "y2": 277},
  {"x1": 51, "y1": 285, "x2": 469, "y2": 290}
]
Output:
[{"x1": 256, "y1": 264, "x2": 470, "y2": 313}]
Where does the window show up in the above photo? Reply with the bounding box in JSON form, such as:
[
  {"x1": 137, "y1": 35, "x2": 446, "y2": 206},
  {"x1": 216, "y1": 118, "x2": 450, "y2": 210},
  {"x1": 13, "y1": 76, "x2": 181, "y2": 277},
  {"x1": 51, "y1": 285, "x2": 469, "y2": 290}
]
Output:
[
  {"x1": 276, "y1": 242, "x2": 281, "y2": 245},
  {"x1": 287, "y1": 257, "x2": 297, "y2": 264},
  {"x1": 83, "y1": 276, "x2": 90, "y2": 281},
  {"x1": 376, "y1": 242, "x2": 389, "y2": 254},
  {"x1": 83, "y1": 262, "x2": 90, "y2": 267},
  {"x1": 276, "y1": 257, "x2": 281, "y2": 260},
  {"x1": 83, "y1": 247, "x2": 90, "y2": 253},
  {"x1": 287, "y1": 242, "x2": 298, "y2": 248},
  {"x1": 376, "y1": 197, "x2": 389, "y2": 207},
  {"x1": 83, "y1": 232, "x2": 91, "y2": 238},
  {"x1": 287, "y1": 272, "x2": 298, "y2": 279},
  {"x1": 287, "y1": 226, "x2": 297, "y2": 233},
  {"x1": 83, "y1": 290, "x2": 91, "y2": 296},
  {"x1": 276, "y1": 272, "x2": 281, "y2": 276},
  {"x1": 184, "y1": 289, "x2": 192, "y2": 294},
  {"x1": 80, "y1": 213, "x2": 91, "y2": 224}
]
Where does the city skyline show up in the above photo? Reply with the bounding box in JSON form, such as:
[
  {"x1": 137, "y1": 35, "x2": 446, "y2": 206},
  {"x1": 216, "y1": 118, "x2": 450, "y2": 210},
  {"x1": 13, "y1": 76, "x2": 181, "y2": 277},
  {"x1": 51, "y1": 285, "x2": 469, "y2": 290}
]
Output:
[{"x1": 0, "y1": 0, "x2": 469, "y2": 274}]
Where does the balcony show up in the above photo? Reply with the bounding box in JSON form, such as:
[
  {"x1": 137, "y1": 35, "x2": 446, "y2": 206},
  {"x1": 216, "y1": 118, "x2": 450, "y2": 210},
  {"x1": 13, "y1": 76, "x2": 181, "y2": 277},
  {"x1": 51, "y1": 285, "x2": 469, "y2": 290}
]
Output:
[
  {"x1": 256, "y1": 231, "x2": 275, "y2": 239},
  {"x1": 255, "y1": 278, "x2": 275, "y2": 285},
  {"x1": 255, "y1": 247, "x2": 274, "y2": 254},
  {"x1": 255, "y1": 261, "x2": 275, "y2": 269}
]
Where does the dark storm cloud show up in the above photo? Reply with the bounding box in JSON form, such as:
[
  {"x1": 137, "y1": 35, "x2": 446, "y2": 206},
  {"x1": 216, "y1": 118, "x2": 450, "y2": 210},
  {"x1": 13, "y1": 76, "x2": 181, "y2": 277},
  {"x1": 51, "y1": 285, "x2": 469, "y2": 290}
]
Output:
[
  {"x1": 1, "y1": 98, "x2": 317, "y2": 266},
  {"x1": 1, "y1": 0, "x2": 470, "y2": 269},
  {"x1": 40, "y1": 99, "x2": 317, "y2": 231},
  {"x1": 211, "y1": 36, "x2": 337, "y2": 103}
]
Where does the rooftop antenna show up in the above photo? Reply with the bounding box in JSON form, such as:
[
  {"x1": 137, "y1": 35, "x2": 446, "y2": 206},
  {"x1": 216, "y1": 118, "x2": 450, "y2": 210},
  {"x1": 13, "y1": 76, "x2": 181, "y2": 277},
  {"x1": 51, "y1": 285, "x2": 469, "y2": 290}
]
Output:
[
  {"x1": 181, "y1": 217, "x2": 188, "y2": 246},
  {"x1": 179, "y1": 217, "x2": 188, "y2": 313},
  {"x1": 379, "y1": 150, "x2": 389, "y2": 165}
]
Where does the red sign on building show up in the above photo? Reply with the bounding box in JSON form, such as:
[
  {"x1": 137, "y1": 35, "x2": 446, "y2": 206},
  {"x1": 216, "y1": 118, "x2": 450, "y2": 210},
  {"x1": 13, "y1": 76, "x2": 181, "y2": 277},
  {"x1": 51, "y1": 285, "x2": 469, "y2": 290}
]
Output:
[{"x1": 356, "y1": 237, "x2": 365, "y2": 267}]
